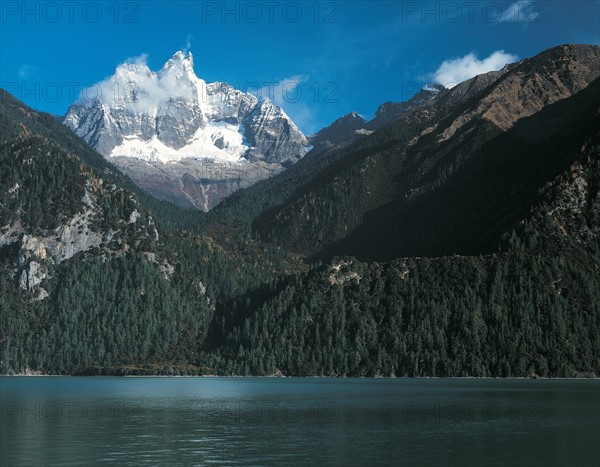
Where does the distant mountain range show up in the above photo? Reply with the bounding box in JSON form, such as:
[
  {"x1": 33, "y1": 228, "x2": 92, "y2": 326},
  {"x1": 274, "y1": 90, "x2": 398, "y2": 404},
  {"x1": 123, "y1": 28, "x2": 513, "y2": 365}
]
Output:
[{"x1": 307, "y1": 83, "x2": 445, "y2": 152}]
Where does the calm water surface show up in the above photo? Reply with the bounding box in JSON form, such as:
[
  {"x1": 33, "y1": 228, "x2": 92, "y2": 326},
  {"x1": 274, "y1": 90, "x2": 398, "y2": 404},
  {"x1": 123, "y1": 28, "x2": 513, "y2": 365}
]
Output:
[{"x1": 0, "y1": 377, "x2": 598, "y2": 466}]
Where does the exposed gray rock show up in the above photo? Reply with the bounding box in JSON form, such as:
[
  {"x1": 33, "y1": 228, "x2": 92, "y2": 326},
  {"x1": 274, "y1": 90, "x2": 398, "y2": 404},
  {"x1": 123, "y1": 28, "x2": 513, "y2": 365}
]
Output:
[
  {"x1": 8, "y1": 185, "x2": 117, "y2": 298},
  {"x1": 129, "y1": 209, "x2": 141, "y2": 224},
  {"x1": 243, "y1": 101, "x2": 308, "y2": 165},
  {"x1": 46, "y1": 218, "x2": 105, "y2": 263},
  {"x1": 156, "y1": 97, "x2": 204, "y2": 149},
  {"x1": 111, "y1": 155, "x2": 283, "y2": 211},
  {"x1": 328, "y1": 260, "x2": 362, "y2": 286},
  {"x1": 19, "y1": 261, "x2": 45, "y2": 292}
]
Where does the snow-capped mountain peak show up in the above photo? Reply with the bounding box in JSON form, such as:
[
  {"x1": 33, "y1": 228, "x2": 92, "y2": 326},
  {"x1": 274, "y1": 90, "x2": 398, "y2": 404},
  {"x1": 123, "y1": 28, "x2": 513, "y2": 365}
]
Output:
[
  {"x1": 64, "y1": 51, "x2": 309, "y2": 210},
  {"x1": 159, "y1": 51, "x2": 196, "y2": 80},
  {"x1": 163, "y1": 50, "x2": 193, "y2": 67}
]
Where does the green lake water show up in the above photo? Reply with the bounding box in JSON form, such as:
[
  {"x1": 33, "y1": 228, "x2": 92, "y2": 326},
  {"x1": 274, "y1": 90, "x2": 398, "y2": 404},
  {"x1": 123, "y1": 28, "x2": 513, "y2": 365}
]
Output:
[{"x1": 1, "y1": 377, "x2": 598, "y2": 466}]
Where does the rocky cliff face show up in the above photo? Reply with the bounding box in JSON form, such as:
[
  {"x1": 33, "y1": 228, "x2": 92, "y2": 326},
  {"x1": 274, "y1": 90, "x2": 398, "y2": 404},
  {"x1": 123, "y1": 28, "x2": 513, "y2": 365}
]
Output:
[
  {"x1": 64, "y1": 51, "x2": 309, "y2": 210},
  {"x1": 1, "y1": 177, "x2": 158, "y2": 301}
]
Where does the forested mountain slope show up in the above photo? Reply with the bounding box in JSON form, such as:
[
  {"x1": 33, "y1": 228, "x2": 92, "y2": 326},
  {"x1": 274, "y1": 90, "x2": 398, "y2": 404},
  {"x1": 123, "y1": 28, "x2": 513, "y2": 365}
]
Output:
[
  {"x1": 1, "y1": 44, "x2": 599, "y2": 377},
  {"x1": 0, "y1": 90, "x2": 296, "y2": 374},
  {"x1": 250, "y1": 45, "x2": 600, "y2": 261},
  {"x1": 204, "y1": 133, "x2": 600, "y2": 377}
]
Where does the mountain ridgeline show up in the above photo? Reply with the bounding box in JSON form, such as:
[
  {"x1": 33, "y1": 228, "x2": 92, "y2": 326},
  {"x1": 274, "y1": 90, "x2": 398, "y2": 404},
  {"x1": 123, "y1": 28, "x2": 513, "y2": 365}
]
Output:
[
  {"x1": 1, "y1": 44, "x2": 599, "y2": 377},
  {"x1": 250, "y1": 44, "x2": 600, "y2": 261}
]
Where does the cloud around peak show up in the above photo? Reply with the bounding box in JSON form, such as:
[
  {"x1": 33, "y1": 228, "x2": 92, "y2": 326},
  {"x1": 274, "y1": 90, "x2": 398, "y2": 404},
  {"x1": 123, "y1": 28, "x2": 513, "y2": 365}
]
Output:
[
  {"x1": 123, "y1": 53, "x2": 150, "y2": 66},
  {"x1": 431, "y1": 50, "x2": 518, "y2": 88},
  {"x1": 254, "y1": 75, "x2": 316, "y2": 134},
  {"x1": 79, "y1": 52, "x2": 199, "y2": 114}
]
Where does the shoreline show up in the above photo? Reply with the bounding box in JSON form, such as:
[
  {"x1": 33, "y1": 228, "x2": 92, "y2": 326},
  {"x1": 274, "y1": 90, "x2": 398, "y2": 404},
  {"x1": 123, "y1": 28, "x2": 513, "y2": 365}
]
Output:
[{"x1": 2, "y1": 374, "x2": 598, "y2": 380}]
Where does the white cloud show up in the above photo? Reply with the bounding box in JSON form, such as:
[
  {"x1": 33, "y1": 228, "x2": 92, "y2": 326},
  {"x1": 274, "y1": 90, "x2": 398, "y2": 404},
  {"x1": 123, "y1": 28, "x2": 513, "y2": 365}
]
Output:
[
  {"x1": 498, "y1": 1, "x2": 540, "y2": 23},
  {"x1": 18, "y1": 65, "x2": 40, "y2": 79},
  {"x1": 253, "y1": 75, "x2": 316, "y2": 133},
  {"x1": 82, "y1": 53, "x2": 199, "y2": 114},
  {"x1": 431, "y1": 50, "x2": 518, "y2": 88},
  {"x1": 255, "y1": 75, "x2": 309, "y2": 107},
  {"x1": 373, "y1": 53, "x2": 396, "y2": 71},
  {"x1": 184, "y1": 35, "x2": 194, "y2": 53},
  {"x1": 124, "y1": 53, "x2": 149, "y2": 65}
]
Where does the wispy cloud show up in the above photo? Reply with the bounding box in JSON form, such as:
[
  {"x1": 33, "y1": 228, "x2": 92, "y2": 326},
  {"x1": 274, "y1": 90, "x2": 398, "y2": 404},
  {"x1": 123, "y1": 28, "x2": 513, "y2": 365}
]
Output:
[
  {"x1": 431, "y1": 50, "x2": 518, "y2": 88},
  {"x1": 254, "y1": 75, "x2": 316, "y2": 134},
  {"x1": 256, "y1": 75, "x2": 308, "y2": 106},
  {"x1": 372, "y1": 53, "x2": 396, "y2": 71},
  {"x1": 124, "y1": 53, "x2": 149, "y2": 65},
  {"x1": 18, "y1": 65, "x2": 40, "y2": 79},
  {"x1": 183, "y1": 35, "x2": 194, "y2": 53},
  {"x1": 85, "y1": 53, "x2": 201, "y2": 114},
  {"x1": 498, "y1": 1, "x2": 540, "y2": 23}
]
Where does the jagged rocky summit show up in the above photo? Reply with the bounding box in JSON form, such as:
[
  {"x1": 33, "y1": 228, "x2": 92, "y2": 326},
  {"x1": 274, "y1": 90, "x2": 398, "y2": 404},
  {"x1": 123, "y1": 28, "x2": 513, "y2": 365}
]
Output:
[{"x1": 64, "y1": 51, "x2": 310, "y2": 210}]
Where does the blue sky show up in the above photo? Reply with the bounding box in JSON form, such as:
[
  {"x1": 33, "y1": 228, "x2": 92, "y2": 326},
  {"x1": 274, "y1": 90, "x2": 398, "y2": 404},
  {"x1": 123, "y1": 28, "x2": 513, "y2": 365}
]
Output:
[{"x1": 1, "y1": 1, "x2": 598, "y2": 134}]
